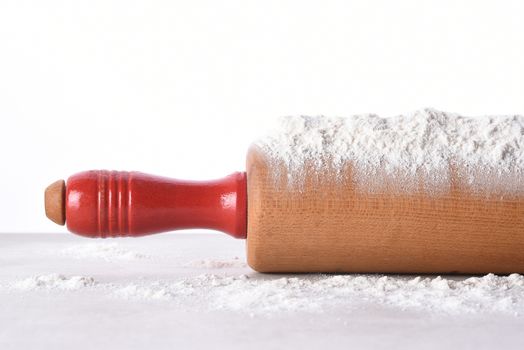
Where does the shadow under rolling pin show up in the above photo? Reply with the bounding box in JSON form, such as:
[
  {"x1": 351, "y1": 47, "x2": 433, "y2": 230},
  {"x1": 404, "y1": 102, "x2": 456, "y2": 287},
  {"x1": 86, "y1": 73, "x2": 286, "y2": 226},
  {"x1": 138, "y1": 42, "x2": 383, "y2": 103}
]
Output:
[{"x1": 45, "y1": 147, "x2": 524, "y2": 274}]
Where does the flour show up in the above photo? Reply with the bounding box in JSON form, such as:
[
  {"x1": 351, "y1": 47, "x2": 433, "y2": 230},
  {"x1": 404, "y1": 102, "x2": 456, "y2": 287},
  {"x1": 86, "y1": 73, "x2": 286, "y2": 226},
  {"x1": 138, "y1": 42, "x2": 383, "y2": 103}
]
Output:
[
  {"x1": 9, "y1": 274, "x2": 96, "y2": 291},
  {"x1": 187, "y1": 273, "x2": 524, "y2": 315},
  {"x1": 8, "y1": 272, "x2": 523, "y2": 316},
  {"x1": 61, "y1": 243, "x2": 150, "y2": 261},
  {"x1": 255, "y1": 108, "x2": 524, "y2": 193},
  {"x1": 184, "y1": 257, "x2": 247, "y2": 269},
  {"x1": 113, "y1": 282, "x2": 175, "y2": 300}
]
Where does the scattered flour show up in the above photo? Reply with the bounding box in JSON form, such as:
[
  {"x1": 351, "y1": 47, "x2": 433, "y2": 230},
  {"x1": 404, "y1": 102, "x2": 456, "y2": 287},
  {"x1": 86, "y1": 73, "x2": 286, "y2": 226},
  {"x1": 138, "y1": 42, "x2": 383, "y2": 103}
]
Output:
[
  {"x1": 184, "y1": 257, "x2": 247, "y2": 269},
  {"x1": 255, "y1": 108, "x2": 524, "y2": 193},
  {"x1": 186, "y1": 273, "x2": 524, "y2": 316},
  {"x1": 9, "y1": 274, "x2": 96, "y2": 291},
  {"x1": 61, "y1": 243, "x2": 150, "y2": 261},
  {"x1": 113, "y1": 282, "x2": 175, "y2": 300},
  {"x1": 8, "y1": 272, "x2": 523, "y2": 316}
]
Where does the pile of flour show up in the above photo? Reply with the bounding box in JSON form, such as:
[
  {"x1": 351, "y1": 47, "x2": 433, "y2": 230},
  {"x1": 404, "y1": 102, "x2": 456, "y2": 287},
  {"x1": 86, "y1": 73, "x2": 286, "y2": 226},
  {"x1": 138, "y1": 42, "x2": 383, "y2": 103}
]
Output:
[
  {"x1": 7, "y1": 273, "x2": 524, "y2": 316},
  {"x1": 255, "y1": 108, "x2": 524, "y2": 193}
]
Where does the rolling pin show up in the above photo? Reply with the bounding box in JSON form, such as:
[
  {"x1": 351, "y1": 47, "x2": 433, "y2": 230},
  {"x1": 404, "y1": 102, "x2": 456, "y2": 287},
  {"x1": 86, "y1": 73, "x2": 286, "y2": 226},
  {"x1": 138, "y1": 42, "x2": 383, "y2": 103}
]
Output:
[
  {"x1": 44, "y1": 110, "x2": 524, "y2": 274},
  {"x1": 44, "y1": 145, "x2": 524, "y2": 274}
]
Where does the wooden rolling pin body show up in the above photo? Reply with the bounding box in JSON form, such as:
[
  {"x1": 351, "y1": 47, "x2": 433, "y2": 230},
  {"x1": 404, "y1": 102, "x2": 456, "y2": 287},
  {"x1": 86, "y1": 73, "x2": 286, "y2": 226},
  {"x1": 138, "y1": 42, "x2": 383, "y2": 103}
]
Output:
[
  {"x1": 45, "y1": 147, "x2": 524, "y2": 273},
  {"x1": 246, "y1": 146, "x2": 524, "y2": 274}
]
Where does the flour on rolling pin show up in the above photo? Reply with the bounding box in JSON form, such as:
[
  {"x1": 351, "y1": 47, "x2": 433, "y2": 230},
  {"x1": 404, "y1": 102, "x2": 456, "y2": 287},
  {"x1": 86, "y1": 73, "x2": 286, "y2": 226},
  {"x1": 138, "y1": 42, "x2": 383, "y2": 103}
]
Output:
[{"x1": 255, "y1": 108, "x2": 524, "y2": 195}]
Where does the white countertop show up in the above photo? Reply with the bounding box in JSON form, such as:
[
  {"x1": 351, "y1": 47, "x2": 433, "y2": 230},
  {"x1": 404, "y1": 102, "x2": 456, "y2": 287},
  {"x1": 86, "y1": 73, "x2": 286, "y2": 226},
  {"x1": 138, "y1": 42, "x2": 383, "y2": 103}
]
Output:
[{"x1": 0, "y1": 233, "x2": 522, "y2": 350}]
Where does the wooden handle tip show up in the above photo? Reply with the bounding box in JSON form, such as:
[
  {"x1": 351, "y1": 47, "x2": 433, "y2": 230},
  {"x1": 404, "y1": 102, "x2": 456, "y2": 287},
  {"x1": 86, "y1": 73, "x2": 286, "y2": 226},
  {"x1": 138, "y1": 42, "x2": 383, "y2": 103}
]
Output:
[{"x1": 45, "y1": 179, "x2": 66, "y2": 226}]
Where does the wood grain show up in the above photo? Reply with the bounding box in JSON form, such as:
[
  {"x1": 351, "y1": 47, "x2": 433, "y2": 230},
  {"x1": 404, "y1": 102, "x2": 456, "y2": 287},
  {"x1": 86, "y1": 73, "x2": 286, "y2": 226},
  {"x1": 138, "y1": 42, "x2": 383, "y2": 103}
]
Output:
[{"x1": 246, "y1": 145, "x2": 524, "y2": 273}]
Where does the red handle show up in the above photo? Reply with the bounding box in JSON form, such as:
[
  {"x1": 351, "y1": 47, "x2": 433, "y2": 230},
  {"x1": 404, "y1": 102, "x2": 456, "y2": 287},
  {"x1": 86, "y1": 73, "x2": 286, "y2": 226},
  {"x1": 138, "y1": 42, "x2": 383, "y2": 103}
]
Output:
[{"x1": 65, "y1": 170, "x2": 247, "y2": 239}]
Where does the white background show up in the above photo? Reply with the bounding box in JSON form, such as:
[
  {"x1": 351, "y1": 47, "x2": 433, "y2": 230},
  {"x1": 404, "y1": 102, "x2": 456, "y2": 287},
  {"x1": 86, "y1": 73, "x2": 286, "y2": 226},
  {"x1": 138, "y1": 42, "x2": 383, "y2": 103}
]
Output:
[{"x1": 1, "y1": 0, "x2": 524, "y2": 233}]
